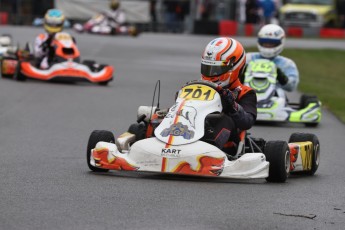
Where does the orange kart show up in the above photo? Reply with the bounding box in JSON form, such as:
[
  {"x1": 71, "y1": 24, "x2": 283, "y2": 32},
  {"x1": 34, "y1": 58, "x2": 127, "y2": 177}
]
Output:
[{"x1": 0, "y1": 32, "x2": 114, "y2": 85}]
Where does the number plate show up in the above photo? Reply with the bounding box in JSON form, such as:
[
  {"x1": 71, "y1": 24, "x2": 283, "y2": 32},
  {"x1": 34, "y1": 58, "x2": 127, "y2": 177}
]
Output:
[{"x1": 179, "y1": 84, "x2": 216, "y2": 101}]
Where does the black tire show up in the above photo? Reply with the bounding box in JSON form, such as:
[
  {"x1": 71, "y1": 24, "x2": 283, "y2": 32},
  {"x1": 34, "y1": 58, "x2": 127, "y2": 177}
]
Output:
[
  {"x1": 264, "y1": 141, "x2": 290, "y2": 183},
  {"x1": 82, "y1": 60, "x2": 96, "y2": 66},
  {"x1": 98, "y1": 64, "x2": 107, "y2": 70},
  {"x1": 299, "y1": 94, "x2": 318, "y2": 109},
  {"x1": 288, "y1": 133, "x2": 320, "y2": 175},
  {"x1": 86, "y1": 130, "x2": 115, "y2": 172},
  {"x1": 98, "y1": 81, "x2": 109, "y2": 86},
  {"x1": 305, "y1": 122, "x2": 319, "y2": 127},
  {"x1": 82, "y1": 60, "x2": 96, "y2": 71},
  {"x1": 13, "y1": 61, "x2": 26, "y2": 81},
  {"x1": 128, "y1": 122, "x2": 147, "y2": 142}
]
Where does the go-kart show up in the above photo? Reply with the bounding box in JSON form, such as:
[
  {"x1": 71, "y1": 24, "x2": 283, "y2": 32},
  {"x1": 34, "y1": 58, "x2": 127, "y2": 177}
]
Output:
[
  {"x1": 86, "y1": 80, "x2": 320, "y2": 182},
  {"x1": 73, "y1": 12, "x2": 138, "y2": 37},
  {"x1": 243, "y1": 59, "x2": 322, "y2": 127},
  {"x1": 0, "y1": 32, "x2": 114, "y2": 85}
]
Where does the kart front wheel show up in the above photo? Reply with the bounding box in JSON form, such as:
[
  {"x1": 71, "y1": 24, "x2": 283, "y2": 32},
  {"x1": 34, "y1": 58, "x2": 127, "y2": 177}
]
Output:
[
  {"x1": 289, "y1": 133, "x2": 320, "y2": 175},
  {"x1": 86, "y1": 130, "x2": 115, "y2": 172},
  {"x1": 264, "y1": 141, "x2": 290, "y2": 183}
]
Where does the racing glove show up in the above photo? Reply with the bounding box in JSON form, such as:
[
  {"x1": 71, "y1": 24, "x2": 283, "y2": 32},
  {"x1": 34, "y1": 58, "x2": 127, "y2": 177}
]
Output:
[
  {"x1": 277, "y1": 68, "x2": 289, "y2": 86},
  {"x1": 220, "y1": 88, "x2": 239, "y2": 114}
]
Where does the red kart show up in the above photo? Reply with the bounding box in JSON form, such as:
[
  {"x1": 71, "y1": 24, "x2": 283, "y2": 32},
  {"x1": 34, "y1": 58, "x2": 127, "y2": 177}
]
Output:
[{"x1": 1, "y1": 32, "x2": 114, "y2": 85}]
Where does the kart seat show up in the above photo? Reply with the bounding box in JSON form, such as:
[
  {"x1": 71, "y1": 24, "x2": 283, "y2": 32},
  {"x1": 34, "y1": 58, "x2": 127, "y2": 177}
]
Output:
[{"x1": 62, "y1": 47, "x2": 75, "y2": 55}]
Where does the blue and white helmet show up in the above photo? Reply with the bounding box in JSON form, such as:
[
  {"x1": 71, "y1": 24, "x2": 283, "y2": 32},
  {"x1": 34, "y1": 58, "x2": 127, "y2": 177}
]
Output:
[{"x1": 257, "y1": 24, "x2": 285, "y2": 59}]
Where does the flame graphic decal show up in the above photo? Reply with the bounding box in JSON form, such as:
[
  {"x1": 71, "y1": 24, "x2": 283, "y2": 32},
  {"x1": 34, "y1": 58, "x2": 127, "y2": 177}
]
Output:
[
  {"x1": 172, "y1": 156, "x2": 225, "y2": 176},
  {"x1": 92, "y1": 148, "x2": 139, "y2": 171}
]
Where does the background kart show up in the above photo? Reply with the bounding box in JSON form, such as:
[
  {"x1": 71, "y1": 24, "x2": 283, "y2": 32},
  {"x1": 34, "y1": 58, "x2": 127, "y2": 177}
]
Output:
[
  {"x1": 244, "y1": 59, "x2": 322, "y2": 127},
  {"x1": 73, "y1": 12, "x2": 138, "y2": 37},
  {"x1": 86, "y1": 81, "x2": 320, "y2": 183},
  {"x1": 0, "y1": 32, "x2": 114, "y2": 85}
]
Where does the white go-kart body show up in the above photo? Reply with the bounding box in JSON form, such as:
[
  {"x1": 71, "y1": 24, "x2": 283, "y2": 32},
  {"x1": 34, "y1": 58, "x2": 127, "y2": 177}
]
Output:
[{"x1": 89, "y1": 82, "x2": 271, "y2": 179}]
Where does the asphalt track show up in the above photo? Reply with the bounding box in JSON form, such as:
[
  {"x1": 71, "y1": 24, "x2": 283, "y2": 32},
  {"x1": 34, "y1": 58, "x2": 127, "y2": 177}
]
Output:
[{"x1": 1, "y1": 26, "x2": 345, "y2": 230}]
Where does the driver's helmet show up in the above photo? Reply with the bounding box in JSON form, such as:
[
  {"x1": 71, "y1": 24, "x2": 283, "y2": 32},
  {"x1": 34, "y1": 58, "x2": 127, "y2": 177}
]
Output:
[
  {"x1": 44, "y1": 9, "x2": 65, "y2": 34},
  {"x1": 201, "y1": 37, "x2": 246, "y2": 88},
  {"x1": 257, "y1": 24, "x2": 285, "y2": 59},
  {"x1": 110, "y1": 0, "x2": 120, "y2": 10}
]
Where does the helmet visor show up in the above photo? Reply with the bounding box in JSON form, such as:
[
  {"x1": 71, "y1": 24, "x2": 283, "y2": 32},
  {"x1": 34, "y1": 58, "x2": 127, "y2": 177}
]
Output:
[
  {"x1": 258, "y1": 38, "x2": 281, "y2": 48},
  {"x1": 201, "y1": 59, "x2": 232, "y2": 77},
  {"x1": 45, "y1": 20, "x2": 64, "y2": 28}
]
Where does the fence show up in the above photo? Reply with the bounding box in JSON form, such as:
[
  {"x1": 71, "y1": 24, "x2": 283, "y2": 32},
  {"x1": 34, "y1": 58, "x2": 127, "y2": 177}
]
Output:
[{"x1": 0, "y1": 0, "x2": 344, "y2": 38}]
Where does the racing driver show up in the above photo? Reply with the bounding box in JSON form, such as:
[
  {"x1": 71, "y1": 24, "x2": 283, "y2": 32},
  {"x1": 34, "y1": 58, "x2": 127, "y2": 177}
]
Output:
[
  {"x1": 34, "y1": 9, "x2": 65, "y2": 69},
  {"x1": 199, "y1": 37, "x2": 257, "y2": 152},
  {"x1": 245, "y1": 24, "x2": 299, "y2": 92}
]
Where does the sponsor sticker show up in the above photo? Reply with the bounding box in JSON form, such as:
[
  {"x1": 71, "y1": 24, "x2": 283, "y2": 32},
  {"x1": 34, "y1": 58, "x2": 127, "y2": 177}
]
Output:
[{"x1": 161, "y1": 148, "x2": 181, "y2": 157}]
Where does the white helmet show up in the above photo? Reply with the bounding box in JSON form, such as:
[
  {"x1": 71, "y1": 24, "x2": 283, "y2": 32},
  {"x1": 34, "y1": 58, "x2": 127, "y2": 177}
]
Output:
[{"x1": 257, "y1": 24, "x2": 285, "y2": 59}]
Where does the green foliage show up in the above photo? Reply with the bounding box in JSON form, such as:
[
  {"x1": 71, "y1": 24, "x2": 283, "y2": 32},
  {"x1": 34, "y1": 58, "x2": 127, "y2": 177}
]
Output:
[{"x1": 246, "y1": 48, "x2": 345, "y2": 123}]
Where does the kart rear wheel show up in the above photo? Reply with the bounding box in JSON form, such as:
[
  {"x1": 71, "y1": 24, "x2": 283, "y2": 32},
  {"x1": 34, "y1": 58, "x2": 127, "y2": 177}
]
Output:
[
  {"x1": 82, "y1": 60, "x2": 96, "y2": 71},
  {"x1": 98, "y1": 80, "x2": 109, "y2": 86},
  {"x1": 288, "y1": 133, "x2": 320, "y2": 175},
  {"x1": 13, "y1": 61, "x2": 26, "y2": 81},
  {"x1": 82, "y1": 60, "x2": 96, "y2": 66},
  {"x1": 87, "y1": 130, "x2": 115, "y2": 172},
  {"x1": 264, "y1": 141, "x2": 290, "y2": 183},
  {"x1": 300, "y1": 94, "x2": 318, "y2": 109}
]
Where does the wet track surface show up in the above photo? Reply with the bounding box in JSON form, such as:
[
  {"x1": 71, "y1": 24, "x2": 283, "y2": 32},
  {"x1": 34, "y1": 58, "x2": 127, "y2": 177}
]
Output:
[{"x1": 1, "y1": 26, "x2": 345, "y2": 229}]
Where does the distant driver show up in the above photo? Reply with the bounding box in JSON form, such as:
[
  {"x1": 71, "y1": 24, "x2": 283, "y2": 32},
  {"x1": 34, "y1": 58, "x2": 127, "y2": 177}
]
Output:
[{"x1": 34, "y1": 9, "x2": 65, "y2": 69}]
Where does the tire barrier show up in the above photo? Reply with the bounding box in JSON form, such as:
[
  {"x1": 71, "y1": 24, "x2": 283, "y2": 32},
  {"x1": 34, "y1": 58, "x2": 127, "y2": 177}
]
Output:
[{"x1": 217, "y1": 20, "x2": 345, "y2": 39}]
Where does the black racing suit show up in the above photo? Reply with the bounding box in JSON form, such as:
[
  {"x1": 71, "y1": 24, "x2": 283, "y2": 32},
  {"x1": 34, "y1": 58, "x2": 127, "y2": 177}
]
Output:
[{"x1": 202, "y1": 84, "x2": 257, "y2": 150}]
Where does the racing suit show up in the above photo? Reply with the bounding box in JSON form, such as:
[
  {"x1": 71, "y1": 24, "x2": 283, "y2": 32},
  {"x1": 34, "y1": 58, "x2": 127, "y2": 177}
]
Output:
[
  {"x1": 34, "y1": 33, "x2": 53, "y2": 69},
  {"x1": 203, "y1": 82, "x2": 257, "y2": 150},
  {"x1": 246, "y1": 52, "x2": 299, "y2": 92}
]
